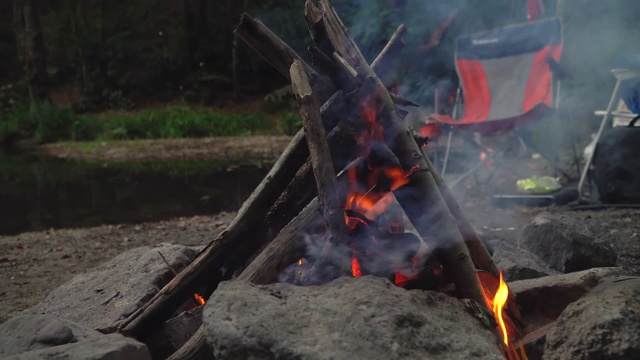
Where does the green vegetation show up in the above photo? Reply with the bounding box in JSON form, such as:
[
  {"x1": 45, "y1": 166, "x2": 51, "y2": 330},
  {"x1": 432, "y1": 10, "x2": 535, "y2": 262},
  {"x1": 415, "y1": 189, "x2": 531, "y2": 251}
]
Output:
[{"x1": 1, "y1": 103, "x2": 286, "y2": 143}]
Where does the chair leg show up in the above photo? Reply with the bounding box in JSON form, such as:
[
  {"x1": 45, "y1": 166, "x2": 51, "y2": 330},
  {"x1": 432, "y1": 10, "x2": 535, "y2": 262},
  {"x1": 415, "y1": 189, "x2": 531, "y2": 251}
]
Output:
[
  {"x1": 441, "y1": 130, "x2": 454, "y2": 176},
  {"x1": 448, "y1": 134, "x2": 524, "y2": 189},
  {"x1": 577, "y1": 78, "x2": 623, "y2": 200}
]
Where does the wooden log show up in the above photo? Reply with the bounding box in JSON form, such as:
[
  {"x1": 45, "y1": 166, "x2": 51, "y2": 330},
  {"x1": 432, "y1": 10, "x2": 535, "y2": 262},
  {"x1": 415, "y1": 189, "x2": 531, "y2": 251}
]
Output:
[
  {"x1": 318, "y1": 0, "x2": 487, "y2": 307},
  {"x1": 304, "y1": 0, "x2": 334, "y2": 57},
  {"x1": 118, "y1": 90, "x2": 345, "y2": 340},
  {"x1": 370, "y1": 24, "x2": 407, "y2": 88},
  {"x1": 235, "y1": 13, "x2": 334, "y2": 102},
  {"x1": 118, "y1": 129, "x2": 309, "y2": 338},
  {"x1": 166, "y1": 326, "x2": 210, "y2": 360},
  {"x1": 241, "y1": 198, "x2": 320, "y2": 284},
  {"x1": 291, "y1": 60, "x2": 348, "y2": 239},
  {"x1": 412, "y1": 130, "x2": 499, "y2": 277},
  {"x1": 292, "y1": 60, "x2": 353, "y2": 283},
  {"x1": 168, "y1": 198, "x2": 323, "y2": 360}
]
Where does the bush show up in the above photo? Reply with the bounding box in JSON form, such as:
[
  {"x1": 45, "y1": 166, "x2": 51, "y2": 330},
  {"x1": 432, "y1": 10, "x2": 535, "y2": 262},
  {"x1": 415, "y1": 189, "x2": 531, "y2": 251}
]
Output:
[
  {"x1": 279, "y1": 111, "x2": 301, "y2": 135},
  {"x1": 3, "y1": 101, "x2": 83, "y2": 143},
  {"x1": 30, "y1": 102, "x2": 82, "y2": 142},
  {"x1": 0, "y1": 115, "x2": 20, "y2": 145}
]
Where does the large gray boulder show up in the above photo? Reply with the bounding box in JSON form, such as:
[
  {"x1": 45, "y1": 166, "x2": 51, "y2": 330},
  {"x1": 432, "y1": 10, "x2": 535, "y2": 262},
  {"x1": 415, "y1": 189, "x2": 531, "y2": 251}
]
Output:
[
  {"x1": 543, "y1": 276, "x2": 640, "y2": 360},
  {"x1": 203, "y1": 276, "x2": 503, "y2": 360},
  {"x1": 28, "y1": 244, "x2": 199, "y2": 332},
  {"x1": 0, "y1": 314, "x2": 150, "y2": 360},
  {"x1": 521, "y1": 213, "x2": 617, "y2": 273},
  {"x1": 489, "y1": 239, "x2": 560, "y2": 281}
]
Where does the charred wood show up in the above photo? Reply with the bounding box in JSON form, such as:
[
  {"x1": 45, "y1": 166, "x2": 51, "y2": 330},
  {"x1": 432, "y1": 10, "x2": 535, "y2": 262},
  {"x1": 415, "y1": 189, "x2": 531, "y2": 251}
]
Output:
[{"x1": 318, "y1": 0, "x2": 487, "y2": 307}]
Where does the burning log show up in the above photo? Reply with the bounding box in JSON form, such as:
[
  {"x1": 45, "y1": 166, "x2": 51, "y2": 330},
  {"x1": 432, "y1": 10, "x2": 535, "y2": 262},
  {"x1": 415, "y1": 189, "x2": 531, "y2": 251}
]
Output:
[
  {"x1": 316, "y1": 0, "x2": 486, "y2": 306},
  {"x1": 118, "y1": 8, "x2": 414, "y2": 341}
]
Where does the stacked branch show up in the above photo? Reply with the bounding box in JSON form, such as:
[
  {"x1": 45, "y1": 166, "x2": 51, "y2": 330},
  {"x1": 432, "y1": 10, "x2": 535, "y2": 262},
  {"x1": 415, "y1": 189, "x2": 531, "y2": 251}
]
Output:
[{"x1": 122, "y1": 2, "x2": 512, "y2": 359}]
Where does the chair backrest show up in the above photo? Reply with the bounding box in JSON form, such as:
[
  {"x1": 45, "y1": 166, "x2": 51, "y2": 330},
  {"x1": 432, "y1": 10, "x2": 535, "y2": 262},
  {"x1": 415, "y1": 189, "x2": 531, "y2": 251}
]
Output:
[{"x1": 455, "y1": 18, "x2": 562, "y2": 124}]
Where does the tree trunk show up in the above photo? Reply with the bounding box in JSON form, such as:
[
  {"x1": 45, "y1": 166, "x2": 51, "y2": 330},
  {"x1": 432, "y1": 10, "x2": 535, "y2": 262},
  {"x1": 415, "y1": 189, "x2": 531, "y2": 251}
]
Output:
[{"x1": 13, "y1": 0, "x2": 48, "y2": 102}]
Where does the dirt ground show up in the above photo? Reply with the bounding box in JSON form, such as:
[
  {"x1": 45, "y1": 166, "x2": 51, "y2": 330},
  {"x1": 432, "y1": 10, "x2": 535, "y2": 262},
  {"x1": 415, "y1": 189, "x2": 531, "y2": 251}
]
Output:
[{"x1": 2, "y1": 136, "x2": 640, "y2": 324}]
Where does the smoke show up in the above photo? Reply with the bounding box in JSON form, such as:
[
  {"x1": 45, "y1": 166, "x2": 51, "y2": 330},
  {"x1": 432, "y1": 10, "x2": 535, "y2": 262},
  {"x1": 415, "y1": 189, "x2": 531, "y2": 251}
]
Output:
[{"x1": 342, "y1": 0, "x2": 640, "y2": 196}]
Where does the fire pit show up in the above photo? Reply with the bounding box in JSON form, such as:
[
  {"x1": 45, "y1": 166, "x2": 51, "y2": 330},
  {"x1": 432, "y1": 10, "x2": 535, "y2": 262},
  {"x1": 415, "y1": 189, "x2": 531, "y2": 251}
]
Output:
[{"x1": 114, "y1": 1, "x2": 529, "y2": 358}]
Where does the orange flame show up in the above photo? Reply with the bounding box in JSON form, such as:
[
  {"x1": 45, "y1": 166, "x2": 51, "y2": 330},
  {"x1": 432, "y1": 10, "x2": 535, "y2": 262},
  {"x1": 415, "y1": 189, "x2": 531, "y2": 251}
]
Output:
[
  {"x1": 298, "y1": 258, "x2": 303, "y2": 266},
  {"x1": 360, "y1": 96, "x2": 385, "y2": 143},
  {"x1": 351, "y1": 253, "x2": 362, "y2": 277},
  {"x1": 193, "y1": 293, "x2": 206, "y2": 306},
  {"x1": 343, "y1": 97, "x2": 420, "y2": 283},
  {"x1": 493, "y1": 271, "x2": 510, "y2": 346},
  {"x1": 343, "y1": 165, "x2": 417, "y2": 228}
]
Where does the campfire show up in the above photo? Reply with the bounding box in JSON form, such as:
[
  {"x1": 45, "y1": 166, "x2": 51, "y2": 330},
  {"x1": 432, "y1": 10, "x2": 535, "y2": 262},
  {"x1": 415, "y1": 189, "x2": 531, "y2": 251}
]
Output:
[{"x1": 115, "y1": 1, "x2": 530, "y2": 358}]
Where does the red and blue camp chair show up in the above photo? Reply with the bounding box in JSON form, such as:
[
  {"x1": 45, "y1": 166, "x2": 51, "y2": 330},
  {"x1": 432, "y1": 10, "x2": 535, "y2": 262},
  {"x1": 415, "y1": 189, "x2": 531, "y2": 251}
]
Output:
[{"x1": 423, "y1": 17, "x2": 564, "y2": 185}]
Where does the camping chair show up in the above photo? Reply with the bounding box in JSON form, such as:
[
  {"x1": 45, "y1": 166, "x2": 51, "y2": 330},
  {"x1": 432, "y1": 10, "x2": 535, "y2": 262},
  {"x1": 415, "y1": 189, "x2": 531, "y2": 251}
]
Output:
[
  {"x1": 578, "y1": 54, "x2": 640, "y2": 201},
  {"x1": 424, "y1": 17, "x2": 565, "y2": 187}
]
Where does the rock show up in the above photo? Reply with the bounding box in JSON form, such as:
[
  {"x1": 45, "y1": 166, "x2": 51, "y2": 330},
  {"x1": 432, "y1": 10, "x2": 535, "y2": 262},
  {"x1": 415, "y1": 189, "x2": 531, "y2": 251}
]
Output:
[
  {"x1": 489, "y1": 239, "x2": 560, "y2": 281},
  {"x1": 521, "y1": 213, "x2": 617, "y2": 273},
  {"x1": 0, "y1": 314, "x2": 96, "y2": 356},
  {"x1": 510, "y1": 267, "x2": 627, "y2": 321},
  {"x1": 203, "y1": 276, "x2": 504, "y2": 360},
  {"x1": 28, "y1": 244, "x2": 199, "y2": 332},
  {"x1": 0, "y1": 314, "x2": 150, "y2": 360},
  {"x1": 543, "y1": 276, "x2": 640, "y2": 360}
]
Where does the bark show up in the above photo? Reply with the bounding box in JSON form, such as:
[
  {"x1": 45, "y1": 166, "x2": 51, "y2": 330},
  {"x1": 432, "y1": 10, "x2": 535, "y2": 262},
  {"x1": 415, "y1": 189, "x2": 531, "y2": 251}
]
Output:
[{"x1": 291, "y1": 60, "x2": 348, "y2": 239}]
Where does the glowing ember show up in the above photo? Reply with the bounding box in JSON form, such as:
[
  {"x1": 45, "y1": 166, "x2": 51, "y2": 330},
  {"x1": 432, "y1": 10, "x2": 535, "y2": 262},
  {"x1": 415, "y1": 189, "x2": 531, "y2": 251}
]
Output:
[
  {"x1": 394, "y1": 272, "x2": 413, "y2": 287},
  {"x1": 298, "y1": 258, "x2": 303, "y2": 266},
  {"x1": 493, "y1": 271, "x2": 510, "y2": 346},
  {"x1": 351, "y1": 254, "x2": 362, "y2": 277},
  {"x1": 193, "y1": 293, "x2": 206, "y2": 306}
]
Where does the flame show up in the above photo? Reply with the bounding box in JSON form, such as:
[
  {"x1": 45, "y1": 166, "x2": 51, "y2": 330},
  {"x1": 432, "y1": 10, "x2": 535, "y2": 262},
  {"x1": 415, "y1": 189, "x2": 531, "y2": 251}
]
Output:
[
  {"x1": 298, "y1": 258, "x2": 303, "y2": 265},
  {"x1": 394, "y1": 272, "x2": 413, "y2": 287},
  {"x1": 343, "y1": 165, "x2": 418, "y2": 228},
  {"x1": 479, "y1": 270, "x2": 512, "y2": 346},
  {"x1": 342, "y1": 98, "x2": 421, "y2": 283},
  {"x1": 493, "y1": 271, "x2": 510, "y2": 346},
  {"x1": 360, "y1": 96, "x2": 385, "y2": 143},
  {"x1": 193, "y1": 293, "x2": 206, "y2": 306},
  {"x1": 351, "y1": 253, "x2": 362, "y2": 277},
  {"x1": 479, "y1": 147, "x2": 495, "y2": 170}
]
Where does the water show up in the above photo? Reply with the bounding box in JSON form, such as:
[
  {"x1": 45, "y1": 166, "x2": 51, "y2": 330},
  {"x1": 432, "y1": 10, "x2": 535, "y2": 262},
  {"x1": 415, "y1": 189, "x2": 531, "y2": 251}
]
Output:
[{"x1": 0, "y1": 155, "x2": 270, "y2": 235}]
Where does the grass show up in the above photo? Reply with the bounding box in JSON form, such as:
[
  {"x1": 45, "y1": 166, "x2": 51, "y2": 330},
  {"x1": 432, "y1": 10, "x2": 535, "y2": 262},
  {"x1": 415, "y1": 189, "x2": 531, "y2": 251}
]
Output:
[
  {"x1": 87, "y1": 106, "x2": 273, "y2": 140},
  {"x1": 1, "y1": 103, "x2": 298, "y2": 143}
]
